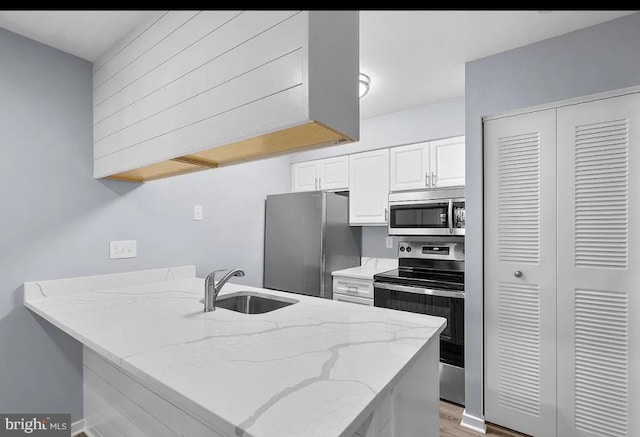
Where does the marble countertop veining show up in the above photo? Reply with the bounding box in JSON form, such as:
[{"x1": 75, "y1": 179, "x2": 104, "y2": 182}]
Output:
[{"x1": 25, "y1": 276, "x2": 444, "y2": 437}]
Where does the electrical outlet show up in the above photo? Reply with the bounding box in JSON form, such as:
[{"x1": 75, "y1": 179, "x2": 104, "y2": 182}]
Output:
[
  {"x1": 110, "y1": 240, "x2": 137, "y2": 259},
  {"x1": 193, "y1": 205, "x2": 203, "y2": 221},
  {"x1": 386, "y1": 236, "x2": 394, "y2": 249}
]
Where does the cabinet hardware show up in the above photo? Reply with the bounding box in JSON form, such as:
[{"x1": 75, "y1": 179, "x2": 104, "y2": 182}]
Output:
[
  {"x1": 514, "y1": 271, "x2": 523, "y2": 278},
  {"x1": 432, "y1": 172, "x2": 436, "y2": 187},
  {"x1": 384, "y1": 208, "x2": 388, "y2": 221},
  {"x1": 425, "y1": 172, "x2": 430, "y2": 187},
  {"x1": 447, "y1": 199, "x2": 454, "y2": 234}
]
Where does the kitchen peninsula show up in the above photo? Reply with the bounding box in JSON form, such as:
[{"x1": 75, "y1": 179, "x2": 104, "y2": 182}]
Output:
[{"x1": 24, "y1": 267, "x2": 445, "y2": 437}]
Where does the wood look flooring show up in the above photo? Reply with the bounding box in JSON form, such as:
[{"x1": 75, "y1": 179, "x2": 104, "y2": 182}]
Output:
[
  {"x1": 74, "y1": 402, "x2": 527, "y2": 437},
  {"x1": 440, "y1": 401, "x2": 529, "y2": 437}
]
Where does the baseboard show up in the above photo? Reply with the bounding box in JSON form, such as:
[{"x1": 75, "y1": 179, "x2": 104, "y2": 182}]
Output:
[
  {"x1": 460, "y1": 409, "x2": 487, "y2": 434},
  {"x1": 71, "y1": 419, "x2": 85, "y2": 435}
]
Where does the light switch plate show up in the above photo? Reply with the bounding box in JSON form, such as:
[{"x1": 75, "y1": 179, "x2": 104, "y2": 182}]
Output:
[
  {"x1": 110, "y1": 240, "x2": 137, "y2": 259},
  {"x1": 385, "y1": 236, "x2": 394, "y2": 249},
  {"x1": 193, "y1": 205, "x2": 203, "y2": 221}
]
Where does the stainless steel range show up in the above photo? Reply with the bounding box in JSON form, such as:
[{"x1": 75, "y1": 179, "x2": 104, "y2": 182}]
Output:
[{"x1": 373, "y1": 240, "x2": 465, "y2": 405}]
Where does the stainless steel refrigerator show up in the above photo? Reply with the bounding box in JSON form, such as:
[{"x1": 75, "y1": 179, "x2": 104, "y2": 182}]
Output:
[{"x1": 264, "y1": 191, "x2": 361, "y2": 299}]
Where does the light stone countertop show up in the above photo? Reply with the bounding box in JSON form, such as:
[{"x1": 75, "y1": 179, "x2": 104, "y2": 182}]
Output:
[
  {"x1": 331, "y1": 257, "x2": 398, "y2": 281},
  {"x1": 24, "y1": 271, "x2": 444, "y2": 437}
]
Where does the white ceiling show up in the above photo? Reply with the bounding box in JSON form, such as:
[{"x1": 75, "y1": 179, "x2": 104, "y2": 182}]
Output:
[
  {"x1": 0, "y1": 10, "x2": 634, "y2": 119},
  {"x1": 0, "y1": 10, "x2": 153, "y2": 61}
]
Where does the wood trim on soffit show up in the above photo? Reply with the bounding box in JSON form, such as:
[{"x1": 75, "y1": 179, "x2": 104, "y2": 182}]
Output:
[{"x1": 106, "y1": 121, "x2": 352, "y2": 183}]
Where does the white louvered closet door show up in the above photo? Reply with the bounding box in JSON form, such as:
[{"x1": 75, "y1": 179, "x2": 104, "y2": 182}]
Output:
[
  {"x1": 484, "y1": 109, "x2": 557, "y2": 437},
  {"x1": 557, "y1": 93, "x2": 640, "y2": 437}
]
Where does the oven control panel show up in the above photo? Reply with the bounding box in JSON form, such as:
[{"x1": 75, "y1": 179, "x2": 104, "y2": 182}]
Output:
[{"x1": 398, "y1": 241, "x2": 465, "y2": 261}]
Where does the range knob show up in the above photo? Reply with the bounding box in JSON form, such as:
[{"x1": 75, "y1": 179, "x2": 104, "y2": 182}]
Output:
[
  {"x1": 399, "y1": 246, "x2": 405, "y2": 252},
  {"x1": 406, "y1": 246, "x2": 412, "y2": 252}
]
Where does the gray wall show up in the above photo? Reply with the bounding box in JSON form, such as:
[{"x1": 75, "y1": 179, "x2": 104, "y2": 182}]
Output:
[
  {"x1": 292, "y1": 96, "x2": 466, "y2": 257},
  {"x1": 292, "y1": 96, "x2": 465, "y2": 163},
  {"x1": 0, "y1": 28, "x2": 290, "y2": 421},
  {"x1": 464, "y1": 12, "x2": 640, "y2": 424},
  {"x1": 361, "y1": 227, "x2": 398, "y2": 259}
]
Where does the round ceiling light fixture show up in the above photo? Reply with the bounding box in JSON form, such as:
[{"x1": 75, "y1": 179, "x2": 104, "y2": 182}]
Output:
[{"x1": 359, "y1": 73, "x2": 371, "y2": 99}]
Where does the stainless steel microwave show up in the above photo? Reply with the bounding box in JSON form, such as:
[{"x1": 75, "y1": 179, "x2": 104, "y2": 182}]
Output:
[{"x1": 388, "y1": 187, "x2": 465, "y2": 236}]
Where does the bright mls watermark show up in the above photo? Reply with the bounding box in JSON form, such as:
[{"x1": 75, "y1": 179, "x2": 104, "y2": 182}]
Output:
[{"x1": 0, "y1": 414, "x2": 70, "y2": 436}]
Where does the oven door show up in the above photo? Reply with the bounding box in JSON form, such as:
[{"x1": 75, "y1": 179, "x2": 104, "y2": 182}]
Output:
[
  {"x1": 388, "y1": 199, "x2": 460, "y2": 236},
  {"x1": 373, "y1": 282, "x2": 464, "y2": 345}
]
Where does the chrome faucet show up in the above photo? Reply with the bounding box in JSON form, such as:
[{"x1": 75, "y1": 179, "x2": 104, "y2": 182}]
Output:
[{"x1": 204, "y1": 268, "x2": 245, "y2": 312}]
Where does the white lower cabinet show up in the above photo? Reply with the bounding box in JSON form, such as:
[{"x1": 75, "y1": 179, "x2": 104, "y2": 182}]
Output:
[
  {"x1": 349, "y1": 149, "x2": 390, "y2": 225},
  {"x1": 333, "y1": 292, "x2": 373, "y2": 306},
  {"x1": 333, "y1": 275, "x2": 374, "y2": 302},
  {"x1": 484, "y1": 91, "x2": 640, "y2": 437}
]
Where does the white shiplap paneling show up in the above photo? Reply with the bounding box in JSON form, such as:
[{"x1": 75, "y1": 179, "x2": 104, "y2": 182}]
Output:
[
  {"x1": 93, "y1": 12, "x2": 303, "y2": 143},
  {"x1": 92, "y1": 10, "x2": 358, "y2": 179},
  {"x1": 94, "y1": 86, "x2": 306, "y2": 177},
  {"x1": 94, "y1": 48, "x2": 302, "y2": 159},
  {"x1": 93, "y1": 11, "x2": 199, "y2": 90}
]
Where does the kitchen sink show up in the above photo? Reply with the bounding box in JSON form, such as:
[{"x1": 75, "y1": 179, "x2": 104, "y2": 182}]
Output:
[{"x1": 211, "y1": 291, "x2": 298, "y2": 314}]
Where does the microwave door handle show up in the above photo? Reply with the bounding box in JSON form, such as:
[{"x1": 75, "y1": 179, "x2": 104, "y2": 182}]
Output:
[{"x1": 448, "y1": 199, "x2": 453, "y2": 234}]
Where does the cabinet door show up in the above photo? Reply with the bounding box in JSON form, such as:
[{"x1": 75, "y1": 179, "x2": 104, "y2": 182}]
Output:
[
  {"x1": 292, "y1": 161, "x2": 318, "y2": 192},
  {"x1": 349, "y1": 149, "x2": 390, "y2": 225},
  {"x1": 389, "y1": 142, "x2": 430, "y2": 191},
  {"x1": 319, "y1": 156, "x2": 349, "y2": 191},
  {"x1": 484, "y1": 110, "x2": 557, "y2": 437},
  {"x1": 430, "y1": 136, "x2": 465, "y2": 187},
  {"x1": 557, "y1": 93, "x2": 640, "y2": 437}
]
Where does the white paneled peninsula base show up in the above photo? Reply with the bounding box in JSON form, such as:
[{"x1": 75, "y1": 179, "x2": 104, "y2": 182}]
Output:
[{"x1": 24, "y1": 267, "x2": 445, "y2": 437}]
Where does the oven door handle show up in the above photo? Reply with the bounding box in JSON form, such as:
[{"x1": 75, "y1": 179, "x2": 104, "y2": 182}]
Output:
[{"x1": 374, "y1": 282, "x2": 465, "y2": 299}]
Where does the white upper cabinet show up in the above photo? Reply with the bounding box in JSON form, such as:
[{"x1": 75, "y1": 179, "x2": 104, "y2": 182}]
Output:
[
  {"x1": 389, "y1": 136, "x2": 465, "y2": 191},
  {"x1": 430, "y1": 136, "x2": 465, "y2": 187},
  {"x1": 291, "y1": 156, "x2": 349, "y2": 192},
  {"x1": 349, "y1": 149, "x2": 390, "y2": 225},
  {"x1": 292, "y1": 161, "x2": 319, "y2": 192},
  {"x1": 318, "y1": 156, "x2": 349, "y2": 191},
  {"x1": 389, "y1": 142, "x2": 430, "y2": 191},
  {"x1": 93, "y1": 11, "x2": 359, "y2": 182}
]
